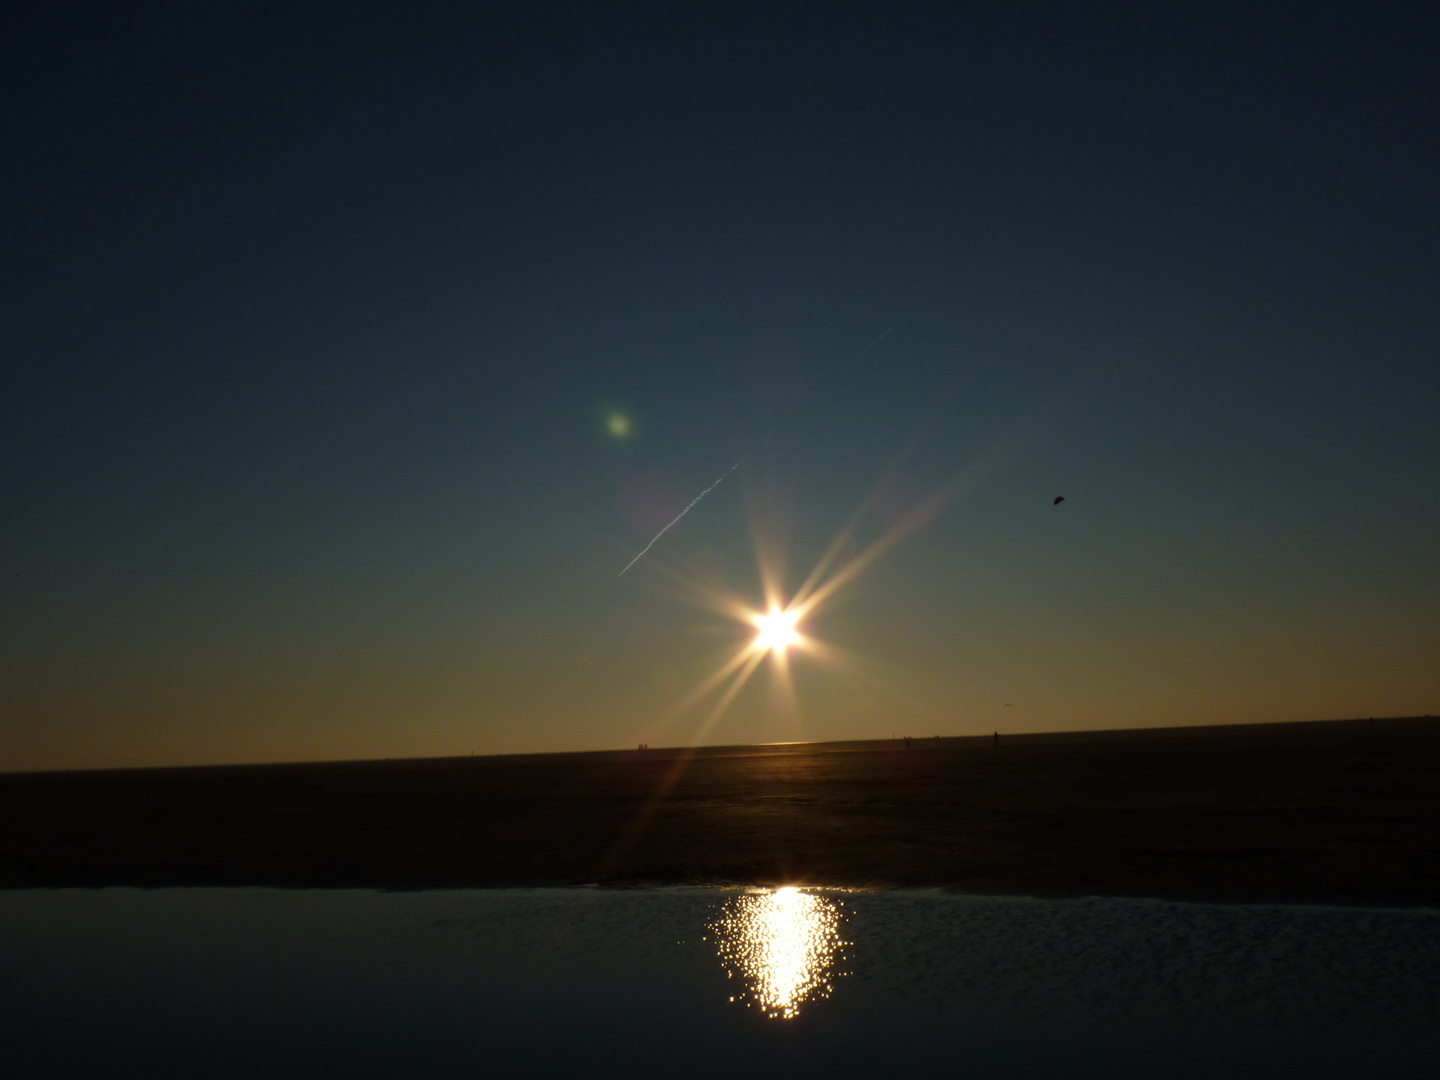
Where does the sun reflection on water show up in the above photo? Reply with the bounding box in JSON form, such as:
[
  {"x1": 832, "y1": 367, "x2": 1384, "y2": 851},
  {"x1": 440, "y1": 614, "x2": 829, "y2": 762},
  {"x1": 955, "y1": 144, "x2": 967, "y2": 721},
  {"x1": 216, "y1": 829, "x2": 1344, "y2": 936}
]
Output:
[{"x1": 711, "y1": 887, "x2": 848, "y2": 1019}]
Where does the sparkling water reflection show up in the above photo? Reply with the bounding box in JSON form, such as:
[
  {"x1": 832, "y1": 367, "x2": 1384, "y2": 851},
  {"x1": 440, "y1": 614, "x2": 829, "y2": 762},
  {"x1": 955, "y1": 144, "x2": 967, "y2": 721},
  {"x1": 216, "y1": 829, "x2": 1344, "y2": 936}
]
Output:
[
  {"x1": 710, "y1": 887, "x2": 848, "y2": 1019},
  {"x1": 5, "y1": 889, "x2": 1440, "y2": 1078}
]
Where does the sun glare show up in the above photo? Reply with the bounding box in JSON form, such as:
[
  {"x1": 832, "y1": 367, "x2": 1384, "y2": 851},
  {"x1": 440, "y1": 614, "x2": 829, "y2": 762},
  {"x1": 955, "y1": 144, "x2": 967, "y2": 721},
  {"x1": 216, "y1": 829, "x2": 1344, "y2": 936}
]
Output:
[
  {"x1": 753, "y1": 608, "x2": 801, "y2": 654},
  {"x1": 712, "y1": 887, "x2": 847, "y2": 1019},
  {"x1": 637, "y1": 463, "x2": 961, "y2": 745}
]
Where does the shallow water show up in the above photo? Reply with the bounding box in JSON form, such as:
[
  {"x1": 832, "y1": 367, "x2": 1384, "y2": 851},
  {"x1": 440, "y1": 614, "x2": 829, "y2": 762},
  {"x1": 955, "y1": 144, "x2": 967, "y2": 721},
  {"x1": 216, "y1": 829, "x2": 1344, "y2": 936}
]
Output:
[{"x1": 2, "y1": 887, "x2": 1437, "y2": 1078}]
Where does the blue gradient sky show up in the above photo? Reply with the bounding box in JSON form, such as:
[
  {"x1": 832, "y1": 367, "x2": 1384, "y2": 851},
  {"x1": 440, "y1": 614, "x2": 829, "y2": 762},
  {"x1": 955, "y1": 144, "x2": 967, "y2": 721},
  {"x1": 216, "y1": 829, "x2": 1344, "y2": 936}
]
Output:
[{"x1": 2, "y1": 2, "x2": 1437, "y2": 769}]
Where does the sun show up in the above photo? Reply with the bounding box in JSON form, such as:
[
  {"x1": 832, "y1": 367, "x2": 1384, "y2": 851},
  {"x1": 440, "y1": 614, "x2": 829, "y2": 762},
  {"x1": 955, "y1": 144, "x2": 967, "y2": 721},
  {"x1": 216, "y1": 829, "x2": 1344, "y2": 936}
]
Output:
[
  {"x1": 638, "y1": 456, "x2": 968, "y2": 742},
  {"x1": 753, "y1": 608, "x2": 802, "y2": 654}
]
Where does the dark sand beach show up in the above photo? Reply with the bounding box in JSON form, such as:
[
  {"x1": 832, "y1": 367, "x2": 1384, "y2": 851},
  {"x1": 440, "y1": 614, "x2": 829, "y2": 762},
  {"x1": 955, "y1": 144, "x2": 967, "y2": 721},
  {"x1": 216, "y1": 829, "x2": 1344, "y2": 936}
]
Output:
[{"x1": 3, "y1": 717, "x2": 1438, "y2": 905}]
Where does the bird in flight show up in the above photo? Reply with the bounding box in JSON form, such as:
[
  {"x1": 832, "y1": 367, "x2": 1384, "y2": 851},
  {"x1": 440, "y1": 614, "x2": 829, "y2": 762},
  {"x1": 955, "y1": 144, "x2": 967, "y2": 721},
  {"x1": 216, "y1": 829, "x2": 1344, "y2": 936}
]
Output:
[{"x1": 1053, "y1": 495, "x2": 1065, "y2": 505}]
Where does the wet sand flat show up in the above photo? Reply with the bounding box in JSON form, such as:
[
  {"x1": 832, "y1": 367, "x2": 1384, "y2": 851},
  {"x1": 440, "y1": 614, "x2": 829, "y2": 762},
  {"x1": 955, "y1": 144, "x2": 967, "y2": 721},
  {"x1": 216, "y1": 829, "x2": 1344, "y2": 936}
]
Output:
[{"x1": 3, "y1": 717, "x2": 1439, "y2": 905}]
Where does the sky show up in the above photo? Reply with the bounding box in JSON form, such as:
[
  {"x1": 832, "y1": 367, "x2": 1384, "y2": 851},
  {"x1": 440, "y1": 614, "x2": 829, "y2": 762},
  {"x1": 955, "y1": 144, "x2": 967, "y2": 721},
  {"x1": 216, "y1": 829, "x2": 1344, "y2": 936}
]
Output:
[{"x1": 2, "y1": 1, "x2": 1437, "y2": 771}]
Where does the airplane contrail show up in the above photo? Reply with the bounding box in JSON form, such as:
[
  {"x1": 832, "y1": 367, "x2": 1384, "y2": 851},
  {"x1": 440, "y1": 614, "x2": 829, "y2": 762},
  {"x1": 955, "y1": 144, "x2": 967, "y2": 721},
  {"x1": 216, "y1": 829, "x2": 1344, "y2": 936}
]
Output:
[{"x1": 618, "y1": 460, "x2": 741, "y2": 577}]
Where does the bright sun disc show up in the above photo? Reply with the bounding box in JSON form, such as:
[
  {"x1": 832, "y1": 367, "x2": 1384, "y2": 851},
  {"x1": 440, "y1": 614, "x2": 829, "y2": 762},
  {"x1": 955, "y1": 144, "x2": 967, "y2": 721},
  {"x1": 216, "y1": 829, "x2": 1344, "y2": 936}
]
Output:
[{"x1": 754, "y1": 609, "x2": 801, "y2": 654}]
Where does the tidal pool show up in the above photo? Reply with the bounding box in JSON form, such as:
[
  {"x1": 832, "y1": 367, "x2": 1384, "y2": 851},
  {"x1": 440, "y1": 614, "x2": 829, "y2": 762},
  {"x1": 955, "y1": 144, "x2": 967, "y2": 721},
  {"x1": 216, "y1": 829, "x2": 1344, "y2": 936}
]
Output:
[{"x1": 1, "y1": 887, "x2": 1437, "y2": 1078}]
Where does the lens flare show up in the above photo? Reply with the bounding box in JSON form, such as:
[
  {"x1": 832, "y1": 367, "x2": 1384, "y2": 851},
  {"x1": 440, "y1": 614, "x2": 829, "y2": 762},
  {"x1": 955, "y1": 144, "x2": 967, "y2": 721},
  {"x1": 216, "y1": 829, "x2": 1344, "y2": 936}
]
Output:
[
  {"x1": 711, "y1": 887, "x2": 847, "y2": 1019},
  {"x1": 631, "y1": 433, "x2": 1018, "y2": 748}
]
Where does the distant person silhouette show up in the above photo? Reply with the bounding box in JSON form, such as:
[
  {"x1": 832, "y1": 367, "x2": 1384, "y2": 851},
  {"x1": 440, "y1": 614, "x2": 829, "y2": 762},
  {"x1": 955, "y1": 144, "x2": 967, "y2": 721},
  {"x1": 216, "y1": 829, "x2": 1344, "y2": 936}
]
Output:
[{"x1": 993, "y1": 731, "x2": 999, "y2": 745}]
